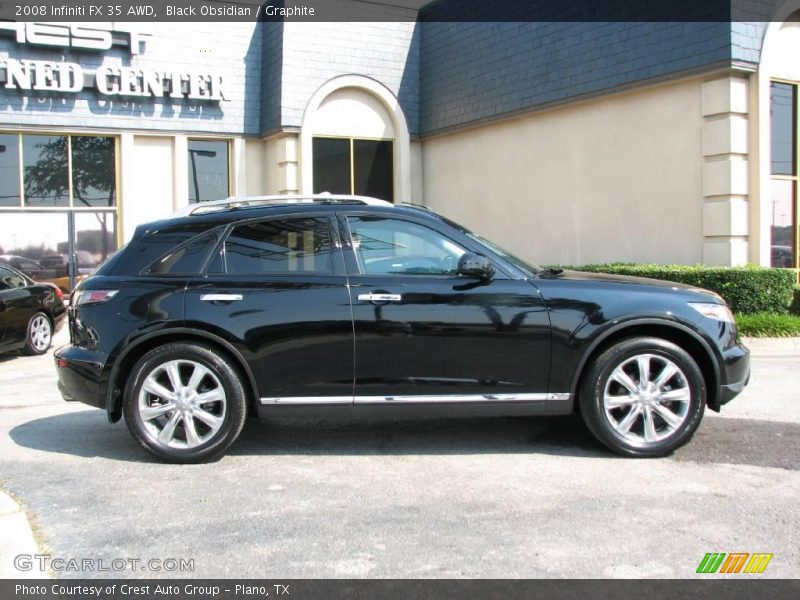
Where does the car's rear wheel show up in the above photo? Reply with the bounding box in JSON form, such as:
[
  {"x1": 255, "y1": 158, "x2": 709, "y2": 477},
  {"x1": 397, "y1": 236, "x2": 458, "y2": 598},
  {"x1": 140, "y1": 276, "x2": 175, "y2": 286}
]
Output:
[
  {"x1": 23, "y1": 312, "x2": 52, "y2": 356},
  {"x1": 123, "y1": 342, "x2": 247, "y2": 463},
  {"x1": 579, "y1": 337, "x2": 706, "y2": 457}
]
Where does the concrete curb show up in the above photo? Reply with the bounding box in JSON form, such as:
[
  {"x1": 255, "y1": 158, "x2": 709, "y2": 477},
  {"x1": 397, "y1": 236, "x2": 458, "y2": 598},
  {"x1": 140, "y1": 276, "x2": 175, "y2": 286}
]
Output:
[
  {"x1": 742, "y1": 336, "x2": 800, "y2": 356},
  {"x1": 0, "y1": 489, "x2": 48, "y2": 578}
]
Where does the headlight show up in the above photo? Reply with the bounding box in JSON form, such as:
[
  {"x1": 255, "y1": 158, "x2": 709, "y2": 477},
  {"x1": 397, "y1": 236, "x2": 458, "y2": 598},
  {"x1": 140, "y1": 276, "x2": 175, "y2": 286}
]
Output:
[{"x1": 688, "y1": 302, "x2": 735, "y2": 322}]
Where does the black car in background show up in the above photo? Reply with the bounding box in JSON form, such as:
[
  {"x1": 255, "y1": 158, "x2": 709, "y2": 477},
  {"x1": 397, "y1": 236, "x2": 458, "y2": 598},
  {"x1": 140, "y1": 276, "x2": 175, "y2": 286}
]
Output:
[
  {"x1": 0, "y1": 263, "x2": 66, "y2": 356},
  {"x1": 55, "y1": 196, "x2": 750, "y2": 462}
]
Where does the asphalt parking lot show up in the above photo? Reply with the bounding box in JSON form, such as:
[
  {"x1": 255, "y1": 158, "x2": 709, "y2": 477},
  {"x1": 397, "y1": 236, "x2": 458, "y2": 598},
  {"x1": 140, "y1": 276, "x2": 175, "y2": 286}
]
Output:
[{"x1": 0, "y1": 329, "x2": 798, "y2": 579}]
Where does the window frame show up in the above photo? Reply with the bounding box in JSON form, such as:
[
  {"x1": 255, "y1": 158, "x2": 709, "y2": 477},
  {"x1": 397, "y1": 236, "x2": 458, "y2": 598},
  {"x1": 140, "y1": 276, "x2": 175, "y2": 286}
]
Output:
[
  {"x1": 311, "y1": 135, "x2": 395, "y2": 202},
  {"x1": 337, "y1": 211, "x2": 512, "y2": 280},
  {"x1": 187, "y1": 138, "x2": 232, "y2": 204},
  {"x1": 770, "y1": 78, "x2": 800, "y2": 269},
  {"x1": 202, "y1": 213, "x2": 347, "y2": 278}
]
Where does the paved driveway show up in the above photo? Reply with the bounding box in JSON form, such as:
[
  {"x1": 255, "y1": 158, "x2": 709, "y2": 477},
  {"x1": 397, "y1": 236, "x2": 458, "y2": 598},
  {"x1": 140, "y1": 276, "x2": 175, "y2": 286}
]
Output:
[{"x1": 1, "y1": 330, "x2": 798, "y2": 578}]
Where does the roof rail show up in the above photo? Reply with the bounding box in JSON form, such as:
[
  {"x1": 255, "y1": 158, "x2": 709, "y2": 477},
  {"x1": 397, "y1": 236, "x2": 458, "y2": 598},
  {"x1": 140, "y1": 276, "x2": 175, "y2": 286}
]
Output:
[{"x1": 170, "y1": 194, "x2": 393, "y2": 218}]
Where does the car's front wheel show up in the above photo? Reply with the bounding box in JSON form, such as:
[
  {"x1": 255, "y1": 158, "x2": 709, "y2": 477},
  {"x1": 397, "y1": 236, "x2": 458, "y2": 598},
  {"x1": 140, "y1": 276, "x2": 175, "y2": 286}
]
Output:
[
  {"x1": 579, "y1": 337, "x2": 706, "y2": 457},
  {"x1": 123, "y1": 342, "x2": 247, "y2": 463}
]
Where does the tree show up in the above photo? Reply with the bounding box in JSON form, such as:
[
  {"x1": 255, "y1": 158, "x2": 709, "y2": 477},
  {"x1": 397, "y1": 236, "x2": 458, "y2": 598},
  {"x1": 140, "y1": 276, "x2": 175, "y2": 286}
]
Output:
[{"x1": 23, "y1": 136, "x2": 115, "y2": 259}]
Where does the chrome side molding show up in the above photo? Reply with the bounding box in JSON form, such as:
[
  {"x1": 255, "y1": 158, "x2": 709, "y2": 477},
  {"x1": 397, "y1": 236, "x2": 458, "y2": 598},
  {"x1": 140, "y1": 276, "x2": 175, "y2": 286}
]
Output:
[{"x1": 260, "y1": 393, "x2": 571, "y2": 406}]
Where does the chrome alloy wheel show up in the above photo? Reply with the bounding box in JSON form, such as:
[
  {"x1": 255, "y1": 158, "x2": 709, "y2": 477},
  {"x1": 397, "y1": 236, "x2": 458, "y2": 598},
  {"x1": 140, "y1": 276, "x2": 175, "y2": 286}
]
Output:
[
  {"x1": 30, "y1": 315, "x2": 52, "y2": 352},
  {"x1": 137, "y1": 359, "x2": 227, "y2": 449},
  {"x1": 602, "y1": 353, "x2": 691, "y2": 445}
]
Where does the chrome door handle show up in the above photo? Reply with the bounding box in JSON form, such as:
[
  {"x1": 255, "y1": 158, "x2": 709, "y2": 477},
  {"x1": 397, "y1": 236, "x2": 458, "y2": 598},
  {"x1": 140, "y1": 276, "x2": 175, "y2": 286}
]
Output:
[
  {"x1": 200, "y1": 294, "x2": 243, "y2": 302},
  {"x1": 357, "y1": 293, "x2": 402, "y2": 302}
]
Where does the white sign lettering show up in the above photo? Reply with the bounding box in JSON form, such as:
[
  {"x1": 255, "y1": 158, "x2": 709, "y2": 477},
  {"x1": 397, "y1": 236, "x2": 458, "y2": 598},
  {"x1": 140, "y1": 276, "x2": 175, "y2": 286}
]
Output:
[
  {"x1": 0, "y1": 59, "x2": 228, "y2": 101},
  {"x1": 0, "y1": 22, "x2": 151, "y2": 54}
]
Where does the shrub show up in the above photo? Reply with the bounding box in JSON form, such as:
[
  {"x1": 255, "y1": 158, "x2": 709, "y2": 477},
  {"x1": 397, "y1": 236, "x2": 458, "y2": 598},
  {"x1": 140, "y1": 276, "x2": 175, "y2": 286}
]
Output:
[
  {"x1": 555, "y1": 264, "x2": 796, "y2": 314},
  {"x1": 792, "y1": 286, "x2": 800, "y2": 316},
  {"x1": 736, "y1": 313, "x2": 800, "y2": 337}
]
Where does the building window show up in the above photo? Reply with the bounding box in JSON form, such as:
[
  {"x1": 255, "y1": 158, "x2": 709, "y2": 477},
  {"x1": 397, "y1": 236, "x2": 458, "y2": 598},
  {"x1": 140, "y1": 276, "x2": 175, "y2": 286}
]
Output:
[
  {"x1": 188, "y1": 139, "x2": 230, "y2": 203},
  {"x1": 0, "y1": 133, "x2": 117, "y2": 208},
  {"x1": 312, "y1": 137, "x2": 393, "y2": 202},
  {"x1": 770, "y1": 81, "x2": 798, "y2": 268}
]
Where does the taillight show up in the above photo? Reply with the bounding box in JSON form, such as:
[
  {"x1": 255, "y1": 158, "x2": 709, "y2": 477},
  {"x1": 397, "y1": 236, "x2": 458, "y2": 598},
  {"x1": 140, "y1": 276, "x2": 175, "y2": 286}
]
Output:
[
  {"x1": 73, "y1": 290, "x2": 118, "y2": 306},
  {"x1": 54, "y1": 287, "x2": 63, "y2": 301}
]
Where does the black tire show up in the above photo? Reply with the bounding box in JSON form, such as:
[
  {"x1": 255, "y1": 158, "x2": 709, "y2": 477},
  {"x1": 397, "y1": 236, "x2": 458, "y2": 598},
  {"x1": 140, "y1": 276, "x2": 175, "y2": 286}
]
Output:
[
  {"x1": 579, "y1": 337, "x2": 706, "y2": 457},
  {"x1": 22, "y1": 312, "x2": 52, "y2": 356},
  {"x1": 123, "y1": 342, "x2": 248, "y2": 463}
]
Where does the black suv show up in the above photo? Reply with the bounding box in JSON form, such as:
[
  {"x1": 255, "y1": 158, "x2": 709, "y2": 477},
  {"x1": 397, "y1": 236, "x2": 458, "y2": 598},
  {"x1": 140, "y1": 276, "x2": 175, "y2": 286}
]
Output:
[{"x1": 55, "y1": 196, "x2": 750, "y2": 462}]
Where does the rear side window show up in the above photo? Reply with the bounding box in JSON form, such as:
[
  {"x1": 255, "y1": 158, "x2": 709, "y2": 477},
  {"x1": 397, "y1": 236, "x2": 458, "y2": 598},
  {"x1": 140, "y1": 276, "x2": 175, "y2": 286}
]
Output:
[
  {"x1": 0, "y1": 266, "x2": 26, "y2": 289},
  {"x1": 146, "y1": 232, "x2": 219, "y2": 275},
  {"x1": 212, "y1": 217, "x2": 333, "y2": 275}
]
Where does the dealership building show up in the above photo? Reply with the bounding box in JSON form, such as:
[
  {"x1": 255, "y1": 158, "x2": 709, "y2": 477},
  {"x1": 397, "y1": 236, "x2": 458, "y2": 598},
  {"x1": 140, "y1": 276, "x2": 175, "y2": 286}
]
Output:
[{"x1": 1, "y1": 0, "x2": 800, "y2": 283}]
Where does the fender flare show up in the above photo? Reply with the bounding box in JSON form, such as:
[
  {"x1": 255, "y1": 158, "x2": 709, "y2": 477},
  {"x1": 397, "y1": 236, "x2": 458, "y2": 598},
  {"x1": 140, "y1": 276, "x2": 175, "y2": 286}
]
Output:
[
  {"x1": 568, "y1": 317, "x2": 722, "y2": 401},
  {"x1": 105, "y1": 327, "x2": 259, "y2": 422}
]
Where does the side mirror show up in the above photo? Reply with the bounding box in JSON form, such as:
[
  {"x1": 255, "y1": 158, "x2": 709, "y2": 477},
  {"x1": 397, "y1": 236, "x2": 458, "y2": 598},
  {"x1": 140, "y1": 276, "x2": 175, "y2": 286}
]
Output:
[{"x1": 457, "y1": 253, "x2": 495, "y2": 280}]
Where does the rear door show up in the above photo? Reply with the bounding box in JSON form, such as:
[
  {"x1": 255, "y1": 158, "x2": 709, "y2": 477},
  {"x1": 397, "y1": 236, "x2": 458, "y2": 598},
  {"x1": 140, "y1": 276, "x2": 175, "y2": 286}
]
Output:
[{"x1": 184, "y1": 213, "x2": 355, "y2": 404}]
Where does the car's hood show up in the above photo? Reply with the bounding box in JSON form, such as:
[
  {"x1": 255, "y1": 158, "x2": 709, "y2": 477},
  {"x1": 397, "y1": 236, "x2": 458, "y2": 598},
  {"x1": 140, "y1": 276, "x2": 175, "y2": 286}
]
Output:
[{"x1": 545, "y1": 269, "x2": 724, "y2": 301}]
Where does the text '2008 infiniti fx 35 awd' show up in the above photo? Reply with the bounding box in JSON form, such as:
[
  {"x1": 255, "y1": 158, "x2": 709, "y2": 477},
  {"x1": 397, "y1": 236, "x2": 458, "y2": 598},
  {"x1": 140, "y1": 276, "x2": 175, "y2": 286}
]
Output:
[{"x1": 55, "y1": 195, "x2": 750, "y2": 463}]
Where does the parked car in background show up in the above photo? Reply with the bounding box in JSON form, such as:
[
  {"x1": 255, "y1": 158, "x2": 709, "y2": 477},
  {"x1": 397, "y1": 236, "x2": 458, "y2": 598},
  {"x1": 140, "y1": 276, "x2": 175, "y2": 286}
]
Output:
[
  {"x1": 0, "y1": 264, "x2": 66, "y2": 355},
  {"x1": 0, "y1": 254, "x2": 44, "y2": 280},
  {"x1": 771, "y1": 245, "x2": 793, "y2": 268},
  {"x1": 37, "y1": 252, "x2": 94, "y2": 293},
  {"x1": 55, "y1": 195, "x2": 750, "y2": 463}
]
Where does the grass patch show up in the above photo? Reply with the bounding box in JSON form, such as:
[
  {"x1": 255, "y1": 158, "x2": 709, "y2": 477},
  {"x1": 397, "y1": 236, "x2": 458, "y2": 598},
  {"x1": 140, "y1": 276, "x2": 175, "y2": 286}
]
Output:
[{"x1": 736, "y1": 313, "x2": 800, "y2": 337}]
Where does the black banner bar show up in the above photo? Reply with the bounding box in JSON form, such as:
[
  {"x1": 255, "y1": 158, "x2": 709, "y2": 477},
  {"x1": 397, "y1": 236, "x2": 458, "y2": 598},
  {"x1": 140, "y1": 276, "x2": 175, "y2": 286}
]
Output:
[
  {"x1": 0, "y1": 0, "x2": 788, "y2": 23},
  {"x1": 3, "y1": 580, "x2": 800, "y2": 600}
]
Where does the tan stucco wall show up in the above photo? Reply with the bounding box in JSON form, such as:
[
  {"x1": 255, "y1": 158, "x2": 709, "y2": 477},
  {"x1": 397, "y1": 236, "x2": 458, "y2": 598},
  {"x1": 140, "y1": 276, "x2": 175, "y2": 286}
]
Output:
[{"x1": 421, "y1": 78, "x2": 706, "y2": 267}]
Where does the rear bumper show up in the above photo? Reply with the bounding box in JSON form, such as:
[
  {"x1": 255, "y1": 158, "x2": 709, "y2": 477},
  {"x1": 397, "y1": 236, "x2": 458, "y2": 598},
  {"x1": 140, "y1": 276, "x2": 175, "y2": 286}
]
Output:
[{"x1": 54, "y1": 345, "x2": 107, "y2": 409}]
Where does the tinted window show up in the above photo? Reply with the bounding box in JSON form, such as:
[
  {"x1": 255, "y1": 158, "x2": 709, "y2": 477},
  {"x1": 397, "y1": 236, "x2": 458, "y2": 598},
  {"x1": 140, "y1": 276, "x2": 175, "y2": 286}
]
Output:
[
  {"x1": 147, "y1": 232, "x2": 220, "y2": 275},
  {"x1": 188, "y1": 140, "x2": 229, "y2": 203},
  {"x1": 354, "y1": 140, "x2": 393, "y2": 201},
  {"x1": 313, "y1": 138, "x2": 351, "y2": 195},
  {"x1": 0, "y1": 266, "x2": 26, "y2": 290},
  {"x1": 0, "y1": 133, "x2": 20, "y2": 207},
  {"x1": 23, "y1": 135, "x2": 69, "y2": 207},
  {"x1": 71, "y1": 136, "x2": 116, "y2": 207},
  {"x1": 347, "y1": 216, "x2": 465, "y2": 276},
  {"x1": 219, "y1": 218, "x2": 333, "y2": 275},
  {"x1": 771, "y1": 82, "x2": 796, "y2": 176}
]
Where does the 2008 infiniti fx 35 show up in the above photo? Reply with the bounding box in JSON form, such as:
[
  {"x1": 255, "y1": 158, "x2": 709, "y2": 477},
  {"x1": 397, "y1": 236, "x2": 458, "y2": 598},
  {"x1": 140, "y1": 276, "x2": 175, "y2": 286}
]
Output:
[{"x1": 55, "y1": 195, "x2": 750, "y2": 463}]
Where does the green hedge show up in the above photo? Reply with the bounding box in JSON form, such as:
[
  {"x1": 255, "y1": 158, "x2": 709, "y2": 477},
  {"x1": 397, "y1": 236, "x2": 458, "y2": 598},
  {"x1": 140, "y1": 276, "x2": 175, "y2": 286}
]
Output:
[
  {"x1": 736, "y1": 313, "x2": 800, "y2": 337},
  {"x1": 792, "y1": 287, "x2": 800, "y2": 316},
  {"x1": 556, "y1": 264, "x2": 797, "y2": 315}
]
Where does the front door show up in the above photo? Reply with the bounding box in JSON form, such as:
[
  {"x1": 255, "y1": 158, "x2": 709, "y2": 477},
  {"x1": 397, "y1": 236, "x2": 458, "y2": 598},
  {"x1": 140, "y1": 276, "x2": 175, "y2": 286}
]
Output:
[
  {"x1": 340, "y1": 213, "x2": 551, "y2": 403},
  {"x1": 184, "y1": 213, "x2": 355, "y2": 403}
]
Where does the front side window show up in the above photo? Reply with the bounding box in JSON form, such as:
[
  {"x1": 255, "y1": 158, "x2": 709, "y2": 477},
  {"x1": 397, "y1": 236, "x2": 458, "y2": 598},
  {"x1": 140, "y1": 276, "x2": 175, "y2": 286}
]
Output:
[
  {"x1": 770, "y1": 81, "x2": 798, "y2": 268},
  {"x1": 188, "y1": 140, "x2": 230, "y2": 203},
  {"x1": 313, "y1": 137, "x2": 394, "y2": 202},
  {"x1": 347, "y1": 216, "x2": 465, "y2": 276},
  {"x1": 214, "y1": 218, "x2": 333, "y2": 275}
]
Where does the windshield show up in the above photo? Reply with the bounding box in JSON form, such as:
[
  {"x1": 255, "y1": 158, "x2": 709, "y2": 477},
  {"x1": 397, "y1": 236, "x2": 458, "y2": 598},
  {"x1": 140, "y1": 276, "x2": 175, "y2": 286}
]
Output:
[{"x1": 463, "y1": 231, "x2": 541, "y2": 276}]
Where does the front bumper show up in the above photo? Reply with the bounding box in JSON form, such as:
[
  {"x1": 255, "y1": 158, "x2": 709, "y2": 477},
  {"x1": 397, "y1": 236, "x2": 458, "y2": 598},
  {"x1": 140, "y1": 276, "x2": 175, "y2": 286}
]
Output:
[
  {"x1": 715, "y1": 342, "x2": 750, "y2": 408},
  {"x1": 54, "y1": 345, "x2": 107, "y2": 409}
]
